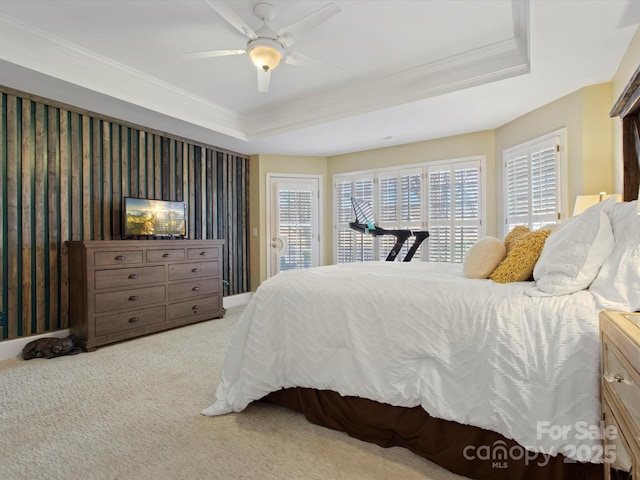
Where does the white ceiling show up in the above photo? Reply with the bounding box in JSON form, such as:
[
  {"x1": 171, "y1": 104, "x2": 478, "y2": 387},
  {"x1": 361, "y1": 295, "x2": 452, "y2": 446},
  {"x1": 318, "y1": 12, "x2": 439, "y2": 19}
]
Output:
[{"x1": 0, "y1": 0, "x2": 638, "y2": 157}]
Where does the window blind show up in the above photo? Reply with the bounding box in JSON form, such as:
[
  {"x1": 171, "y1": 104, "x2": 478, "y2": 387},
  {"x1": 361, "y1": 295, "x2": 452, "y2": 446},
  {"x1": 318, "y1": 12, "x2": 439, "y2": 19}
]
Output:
[
  {"x1": 504, "y1": 136, "x2": 560, "y2": 232},
  {"x1": 278, "y1": 188, "x2": 313, "y2": 272},
  {"x1": 426, "y1": 161, "x2": 481, "y2": 263}
]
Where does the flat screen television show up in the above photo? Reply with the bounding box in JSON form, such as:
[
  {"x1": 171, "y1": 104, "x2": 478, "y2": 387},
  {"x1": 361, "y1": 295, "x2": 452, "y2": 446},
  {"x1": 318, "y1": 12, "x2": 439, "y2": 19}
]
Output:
[{"x1": 123, "y1": 197, "x2": 187, "y2": 239}]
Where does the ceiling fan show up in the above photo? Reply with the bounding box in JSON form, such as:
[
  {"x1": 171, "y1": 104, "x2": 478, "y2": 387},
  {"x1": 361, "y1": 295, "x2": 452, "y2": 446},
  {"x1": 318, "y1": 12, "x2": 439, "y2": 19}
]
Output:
[{"x1": 184, "y1": 0, "x2": 341, "y2": 93}]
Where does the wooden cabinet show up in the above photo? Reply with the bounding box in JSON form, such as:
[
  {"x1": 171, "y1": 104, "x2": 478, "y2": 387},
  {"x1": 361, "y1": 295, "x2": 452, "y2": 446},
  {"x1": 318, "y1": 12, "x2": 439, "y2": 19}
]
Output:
[
  {"x1": 67, "y1": 240, "x2": 224, "y2": 350},
  {"x1": 600, "y1": 310, "x2": 640, "y2": 479}
]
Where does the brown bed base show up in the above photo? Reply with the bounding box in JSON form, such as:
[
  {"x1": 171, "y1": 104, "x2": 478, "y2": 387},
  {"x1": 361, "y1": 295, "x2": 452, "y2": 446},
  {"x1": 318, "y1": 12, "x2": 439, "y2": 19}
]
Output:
[{"x1": 265, "y1": 388, "x2": 602, "y2": 480}]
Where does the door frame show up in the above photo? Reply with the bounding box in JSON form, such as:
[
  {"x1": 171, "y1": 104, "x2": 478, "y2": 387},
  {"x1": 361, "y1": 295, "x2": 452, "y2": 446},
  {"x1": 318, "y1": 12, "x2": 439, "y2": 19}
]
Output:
[{"x1": 266, "y1": 173, "x2": 323, "y2": 278}]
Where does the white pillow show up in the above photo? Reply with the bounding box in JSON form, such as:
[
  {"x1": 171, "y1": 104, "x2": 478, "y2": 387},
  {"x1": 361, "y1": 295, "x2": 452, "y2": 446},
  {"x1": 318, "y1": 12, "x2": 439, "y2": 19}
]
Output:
[
  {"x1": 532, "y1": 196, "x2": 616, "y2": 295},
  {"x1": 589, "y1": 200, "x2": 640, "y2": 311}
]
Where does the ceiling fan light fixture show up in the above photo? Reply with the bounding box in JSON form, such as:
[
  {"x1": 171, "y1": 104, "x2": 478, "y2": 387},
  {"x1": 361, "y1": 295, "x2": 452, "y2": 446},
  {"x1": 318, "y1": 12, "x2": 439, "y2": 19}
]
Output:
[{"x1": 248, "y1": 39, "x2": 283, "y2": 72}]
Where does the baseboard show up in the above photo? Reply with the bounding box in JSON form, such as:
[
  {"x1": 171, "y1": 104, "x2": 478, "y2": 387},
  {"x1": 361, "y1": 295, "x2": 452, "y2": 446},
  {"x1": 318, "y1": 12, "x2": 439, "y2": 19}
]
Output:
[
  {"x1": 223, "y1": 292, "x2": 252, "y2": 309},
  {"x1": 0, "y1": 293, "x2": 252, "y2": 362},
  {"x1": 0, "y1": 330, "x2": 71, "y2": 362}
]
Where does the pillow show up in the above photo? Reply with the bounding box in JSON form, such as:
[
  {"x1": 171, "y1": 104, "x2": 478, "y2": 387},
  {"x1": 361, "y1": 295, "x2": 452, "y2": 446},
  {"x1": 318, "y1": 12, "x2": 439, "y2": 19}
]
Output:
[
  {"x1": 589, "y1": 200, "x2": 640, "y2": 311},
  {"x1": 504, "y1": 225, "x2": 530, "y2": 253},
  {"x1": 462, "y1": 237, "x2": 507, "y2": 279},
  {"x1": 532, "y1": 196, "x2": 616, "y2": 295},
  {"x1": 490, "y1": 229, "x2": 551, "y2": 283}
]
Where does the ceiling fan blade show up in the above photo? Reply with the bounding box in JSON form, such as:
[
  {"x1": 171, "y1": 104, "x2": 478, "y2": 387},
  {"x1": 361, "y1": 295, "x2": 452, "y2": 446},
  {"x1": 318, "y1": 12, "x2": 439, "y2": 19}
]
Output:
[
  {"x1": 204, "y1": 0, "x2": 258, "y2": 40},
  {"x1": 277, "y1": 3, "x2": 340, "y2": 46},
  {"x1": 181, "y1": 49, "x2": 246, "y2": 60},
  {"x1": 257, "y1": 68, "x2": 271, "y2": 93},
  {"x1": 284, "y1": 51, "x2": 342, "y2": 71}
]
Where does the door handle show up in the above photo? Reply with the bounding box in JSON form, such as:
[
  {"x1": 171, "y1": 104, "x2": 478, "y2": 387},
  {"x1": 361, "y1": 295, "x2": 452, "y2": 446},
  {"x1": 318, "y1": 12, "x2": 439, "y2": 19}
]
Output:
[{"x1": 270, "y1": 236, "x2": 287, "y2": 253}]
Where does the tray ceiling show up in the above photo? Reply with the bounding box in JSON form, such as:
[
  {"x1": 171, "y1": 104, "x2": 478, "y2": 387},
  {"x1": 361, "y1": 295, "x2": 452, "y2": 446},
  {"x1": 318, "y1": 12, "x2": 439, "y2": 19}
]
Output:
[{"x1": 0, "y1": 0, "x2": 638, "y2": 156}]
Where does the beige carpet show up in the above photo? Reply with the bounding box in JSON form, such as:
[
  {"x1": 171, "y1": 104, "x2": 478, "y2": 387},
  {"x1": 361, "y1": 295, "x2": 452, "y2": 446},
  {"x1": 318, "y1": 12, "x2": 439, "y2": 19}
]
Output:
[{"x1": 0, "y1": 305, "x2": 467, "y2": 480}]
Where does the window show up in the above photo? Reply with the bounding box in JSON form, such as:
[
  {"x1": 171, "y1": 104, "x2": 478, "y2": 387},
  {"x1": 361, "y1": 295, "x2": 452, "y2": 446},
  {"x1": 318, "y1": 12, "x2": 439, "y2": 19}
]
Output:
[
  {"x1": 376, "y1": 168, "x2": 423, "y2": 260},
  {"x1": 426, "y1": 160, "x2": 482, "y2": 263},
  {"x1": 335, "y1": 174, "x2": 374, "y2": 262},
  {"x1": 334, "y1": 157, "x2": 485, "y2": 263},
  {"x1": 503, "y1": 130, "x2": 565, "y2": 235}
]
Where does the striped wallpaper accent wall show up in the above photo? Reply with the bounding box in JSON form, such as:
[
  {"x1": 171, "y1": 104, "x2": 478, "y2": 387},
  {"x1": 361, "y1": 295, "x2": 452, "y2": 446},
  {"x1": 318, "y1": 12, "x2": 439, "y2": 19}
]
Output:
[{"x1": 0, "y1": 88, "x2": 250, "y2": 341}]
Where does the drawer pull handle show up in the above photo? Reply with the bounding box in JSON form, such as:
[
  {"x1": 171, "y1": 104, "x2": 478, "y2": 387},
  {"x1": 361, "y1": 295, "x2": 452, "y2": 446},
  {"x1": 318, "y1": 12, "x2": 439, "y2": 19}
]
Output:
[
  {"x1": 128, "y1": 274, "x2": 139, "y2": 280},
  {"x1": 115, "y1": 255, "x2": 126, "y2": 261},
  {"x1": 162, "y1": 253, "x2": 171, "y2": 258},
  {"x1": 129, "y1": 317, "x2": 140, "y2": 323},
  {"x1": 192, "y1": 286, "x2": 200, "y2": 292},
  {"x1": 128, "y1": 295, "x2": 139, "y2": 301},
  {"x1": 200, "y1": 251, "x2": 208, "y2": 256},
  {"x1": 192, "y1": 304, "x2": 200, "y2": 311},
  {"x1": 192, "y1": 268, "x2": 200, "y2": 273},
  {"x1": 604, "y1": 373, "x2": 633, "y2": 385}
]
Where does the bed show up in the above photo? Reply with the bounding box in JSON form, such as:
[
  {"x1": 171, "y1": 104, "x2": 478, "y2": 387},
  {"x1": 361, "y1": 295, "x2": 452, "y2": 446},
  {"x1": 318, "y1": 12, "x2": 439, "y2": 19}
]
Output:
[
  {"x1": 203, "y1": 201, "x2": 640, "y2": 480},
  {"x1": 203, "y1": 72, "x2": 640, "y2": 480}
]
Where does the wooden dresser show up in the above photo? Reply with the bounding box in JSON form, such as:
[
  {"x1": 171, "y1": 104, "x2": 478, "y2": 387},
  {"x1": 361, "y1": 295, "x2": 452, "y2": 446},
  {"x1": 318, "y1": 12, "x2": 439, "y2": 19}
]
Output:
[
  {"x1": 67, "y1": 239, "x2": 224, "y2": 350},
  {"x1": 600, "y1": 310, "x2": 640, "y2": 479}
]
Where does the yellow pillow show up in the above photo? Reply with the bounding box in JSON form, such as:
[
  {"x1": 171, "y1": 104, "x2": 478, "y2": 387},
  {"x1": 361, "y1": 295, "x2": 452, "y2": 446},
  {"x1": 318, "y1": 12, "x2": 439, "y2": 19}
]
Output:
[
  {"x1": 463, "y1": 237, "x2": 507, "y2": 279},
  {"x1": 504, "y1": 225, "x2": 530, "y2": 253},
  {"x1": 490, "y1": 229, "x2": 551, "y2": 283}
]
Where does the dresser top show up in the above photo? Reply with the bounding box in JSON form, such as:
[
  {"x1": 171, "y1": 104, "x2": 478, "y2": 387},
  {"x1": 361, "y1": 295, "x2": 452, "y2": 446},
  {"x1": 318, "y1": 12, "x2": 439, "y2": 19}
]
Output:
[{"x1": 67, "y1": 239, "x2": 224, "y2": 248}]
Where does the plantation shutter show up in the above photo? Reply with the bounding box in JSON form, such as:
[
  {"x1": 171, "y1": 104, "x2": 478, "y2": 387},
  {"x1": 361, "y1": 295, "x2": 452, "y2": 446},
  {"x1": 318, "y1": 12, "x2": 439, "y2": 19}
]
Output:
[
  {"x1": 377, "y1": 168, "x2": 423, "y2": 261},
  {"x1": 427, "y1": 160, "x2": 481, "y2": 262},
  {"x1": 278, "y1": 188, "x2": 313, "y2": 272},
  {"x1": 504, "y1": 136, "x2": 559, "y2": 233},
  {"x1": 335, "y1": 174, "x2": 374, "y2": 262}
]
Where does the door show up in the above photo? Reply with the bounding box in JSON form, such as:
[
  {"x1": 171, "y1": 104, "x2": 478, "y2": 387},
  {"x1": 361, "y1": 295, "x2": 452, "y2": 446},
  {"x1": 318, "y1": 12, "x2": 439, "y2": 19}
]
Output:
[{"x1": 267, "y1": 175, "x2": 321, "y2": 277}]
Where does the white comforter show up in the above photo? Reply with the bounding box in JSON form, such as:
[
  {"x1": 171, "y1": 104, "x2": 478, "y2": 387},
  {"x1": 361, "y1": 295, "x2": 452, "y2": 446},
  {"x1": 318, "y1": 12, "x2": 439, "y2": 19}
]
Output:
[{"x1": 203, "y1": 262, "x2": 602, "y2": 462}]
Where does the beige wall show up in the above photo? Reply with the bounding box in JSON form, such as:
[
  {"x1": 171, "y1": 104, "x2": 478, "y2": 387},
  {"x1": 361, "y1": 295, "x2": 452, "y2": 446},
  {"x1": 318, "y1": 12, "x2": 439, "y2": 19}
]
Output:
[{"x1": 495, "y1": 83, "x2": 614, "y2": 228}]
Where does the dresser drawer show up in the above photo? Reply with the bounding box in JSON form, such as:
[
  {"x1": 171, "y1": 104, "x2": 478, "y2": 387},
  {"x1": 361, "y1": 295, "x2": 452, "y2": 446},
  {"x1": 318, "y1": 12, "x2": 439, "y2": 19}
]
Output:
[
  {"x1": 168, "y1": 261, "x2": 218, "y2": 281},
  {"x1": 94, "y1": 250, "x2": 143, "y2": 266},
  {"x1": 168, "y1": 296, "x2": 220, "y2": 321},
  {"x1": 603, "y1": 399, "x2": 634, "y2": 474},
  {"x1": 95, "y1": 305, "x2": 166, "y2": 336},
  {"x1": 95, "y1": 285, "x2": 166, "y2": 313},
  {"x1": 168, "y1": 279, "x2": 220, "y2": 302},
  {"x1": 187, "y1": 247, "x2": 219, "y2": 260},
  {"x1": 604, "y1": 340, "x2": 640, "y2": 449},
  {"x1": 146, "y1": 249, "x2": 185, "y2": 263},
  {"x1": 94, "y1": 265, "x2": 165, "y2": 290}
]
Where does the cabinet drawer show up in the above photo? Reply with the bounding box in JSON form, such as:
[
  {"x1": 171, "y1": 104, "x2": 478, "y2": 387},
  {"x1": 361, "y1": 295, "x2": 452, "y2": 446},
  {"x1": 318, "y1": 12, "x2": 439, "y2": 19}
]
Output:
[
  {"x1": 94, "y1": 250, "x2": 143, "y2": 266},
  {"x1": 168, "y1": 261, "x2": 218, "y2": 281},
  {"x1": 94, "y1": 265, "x2": 165, "y2": 290},
  {"x1": 604, "y1": 341, "x2": 640, "y2": 448},
  {"x1": 603, "y1": 399, "x2": 634, "y2": 475},
  {"x1": 95, "y1": 305, "x2": 165, "y2": 336},
  {"x1": 95, "y1": 285, "x2": 166, "y2": 313},
  {"x1": 147, "y1": 249, "x2": 185, "y2": 263},
  {"x1": 168, "y1": 278, "x2": 220, "y2": 302},
  {"x1": 187, "y1": 247, "x2": 219, "y2": 260},
  {"x1": 168, "y1": 296, "x2": 220, "y2": 321}
]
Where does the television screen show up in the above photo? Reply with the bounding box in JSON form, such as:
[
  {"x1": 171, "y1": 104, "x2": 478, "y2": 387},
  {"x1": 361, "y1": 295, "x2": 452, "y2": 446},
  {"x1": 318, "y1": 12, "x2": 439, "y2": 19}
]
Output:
[{"x1": 123, "y1": 197, "x2": 187, "y2": 238}]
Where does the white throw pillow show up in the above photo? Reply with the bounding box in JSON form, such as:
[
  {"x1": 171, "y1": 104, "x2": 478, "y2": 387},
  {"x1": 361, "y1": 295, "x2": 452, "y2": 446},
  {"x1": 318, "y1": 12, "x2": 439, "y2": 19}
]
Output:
[
  {"x1": 462, "y1": 236, "x2": 506, "y2": 279},
  {"x1": 532, "y1": 196, "x2": 616, "y2": 295},
  {"x1": 589, "y1": 200, "x2": 640, "y2": 311}
]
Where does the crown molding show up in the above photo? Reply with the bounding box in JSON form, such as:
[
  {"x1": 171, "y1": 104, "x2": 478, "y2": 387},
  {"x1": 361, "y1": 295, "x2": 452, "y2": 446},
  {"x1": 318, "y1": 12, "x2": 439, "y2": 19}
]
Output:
[
  {"x1": 246, "y1": 36, "x2": 530, "y2": 138},
  {"x1": 0, "y1": 13, "x2": 248, "y2": 140}
]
